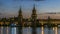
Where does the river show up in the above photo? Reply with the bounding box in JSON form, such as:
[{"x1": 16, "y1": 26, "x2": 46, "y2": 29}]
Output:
[{"x1": 0, "y1": 26, "x2": 60, "y2": 34}]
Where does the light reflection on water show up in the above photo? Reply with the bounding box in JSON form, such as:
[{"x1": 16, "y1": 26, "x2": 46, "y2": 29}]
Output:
[
  {"x1": 11, "y1": 27, "x2": 16, "y2": 34},
  {"x1": 0, "y1": 26, "x2": 60, "y2": 34}
]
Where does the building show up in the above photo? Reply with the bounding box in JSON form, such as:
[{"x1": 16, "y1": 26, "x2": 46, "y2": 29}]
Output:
[{"x1": 0, "y1": 5, "x2": 60, "y2": 27}]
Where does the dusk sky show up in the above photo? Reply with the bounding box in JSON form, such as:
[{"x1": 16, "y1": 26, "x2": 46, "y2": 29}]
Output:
[{"x1": 0, "y1": 0, "x2": 60, "y2": 18}]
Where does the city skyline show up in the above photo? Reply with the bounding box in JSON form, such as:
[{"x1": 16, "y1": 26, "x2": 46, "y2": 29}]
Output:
[{"x1": 0, "y1": 0, "x2": 60, "y2": 18}]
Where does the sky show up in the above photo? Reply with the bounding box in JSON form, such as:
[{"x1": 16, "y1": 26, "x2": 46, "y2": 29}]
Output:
[{"x1": 0, "y1": 0, "x2": 60, "y2": 18}]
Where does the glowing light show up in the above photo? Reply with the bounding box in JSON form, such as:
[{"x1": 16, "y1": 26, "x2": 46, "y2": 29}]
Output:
[
  {"x1": 55, "y1": 27, "x2": 58, "y2": 34},
  {"x1": 53, "y1": 27, "x2": 55, "y2": 31},
  {"x1": 11, "y1": 27, "x2": 16, "y2": 34},
  {"x1": 41, "y1": 26, "x2": 44, "y2": 34}
]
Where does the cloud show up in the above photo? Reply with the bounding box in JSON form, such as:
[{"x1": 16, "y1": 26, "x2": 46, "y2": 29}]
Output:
[
  {"x1": 0, "y1": 12, "x2": 2, "y2": 15},
  {"x1": 12, "y1": 0, "x2": 45, "y2": 1},
  {"x1": 13, "y1": 0, "x2": 21, "y2": 1},
  {"x1": 33, "y1": 0, "x2": 45, "y2": 1}
]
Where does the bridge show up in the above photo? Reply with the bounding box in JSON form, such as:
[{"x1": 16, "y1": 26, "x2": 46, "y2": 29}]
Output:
[{"x1": 0, "y1": 17, "x2": 60, "y2": 27}]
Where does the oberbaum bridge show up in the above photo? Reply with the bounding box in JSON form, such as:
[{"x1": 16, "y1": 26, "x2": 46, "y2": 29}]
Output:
[{"x1": 0, "y1": 5, "x2": 60, "y2": 34}]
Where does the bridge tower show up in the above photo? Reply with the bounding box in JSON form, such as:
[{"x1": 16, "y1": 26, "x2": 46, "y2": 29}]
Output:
[
  {"x1": 17, "y1": 7, "x2": 23, "y2": 34},
  {"x1": 31, "y1": 4, "x2": 37, "y2": 27},
  {"x1": 31, "y1": 4, "x2": 37, "y2": 34},
  {"x1": 18, "y1": 7, "x2": 23, "y2": 26}
]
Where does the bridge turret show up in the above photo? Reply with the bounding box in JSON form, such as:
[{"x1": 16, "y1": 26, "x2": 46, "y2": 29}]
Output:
[
  {"x1": 31, "y1": 4, "x2": 37, "y2": 27},
  {"x1": 31, "y1": 4, "x2": 37, "y2": 20},
  {"x1": 18, "y1": 7, "x2": 23, "y2": 26}
]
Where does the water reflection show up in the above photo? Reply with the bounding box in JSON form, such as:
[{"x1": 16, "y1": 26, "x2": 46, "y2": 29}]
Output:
[
  {"x1": 36, "y1": 27, "x2": 41, "y2": 34},
  {"x1": 22, "y1": 27, "x2": 32, "y2": 34},
  {"x1": 11, "y1": 27, "x2": 16, "y2": 34},
  {"x1": 0, "y1": 26, "x2": 3, "y2": 34},
  {"x1": 0, "y1": 26, "x2": 59, "y2": 34}
]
